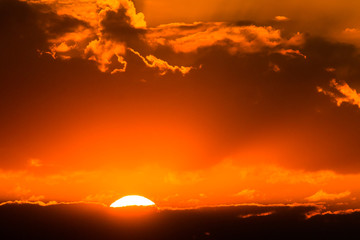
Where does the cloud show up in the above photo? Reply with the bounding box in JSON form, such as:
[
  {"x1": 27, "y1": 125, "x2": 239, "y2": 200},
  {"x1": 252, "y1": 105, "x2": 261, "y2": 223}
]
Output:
[
  {"x1": 28, "y1": 195, "x2": 45, "y2": 201},
  {"x1": 29, "y1": 158, "x2": 42, "y2": 167},
  {"x1": 317, "y1": 79, "x2": 360, "y2": 108},
  {"x1": 24, "y1": 0, "x2": 197, "y2": 75},
  {"x1": 0, "y1": 170, "x2": 27, "y2": 180},
  {"x1": 45, "y1": 0, "x2": 145, "y2": 73},
  {"x1": 129, "y1": 48, "x2": 193, "y2": 75},
  {"x1": 3, "y1": 159, "x2": 360, "y2": 208},
  {"x1": 274, "y1": 16, "x2": 289, "y2": 21},
  {"x1": 0, "y1": 200, "x2": 106, "y2": 207},
  {"x1": 306, "y1": 207, "x2": 360, "y2": 218},
  {"x1": 147, "y1": 22, "x2": 305, "y2": 56},
  {"x1": 24, "y1": 0, "x2": 145, "y2": 28},
  {"x1": 84, "y1": 192, "x2": 119, "y2": 202},
  {"x1": 269, "y1": 62, "x2": 280, "y2": 72},
  {"x1": 46, "y1": 27, "x2": 95, "y2": 58},
  {"x1": 344, "y1": 28, "x2": 360, "y2": 34},
  {"x1": 85, "y1": 38, "x2": 127, "y2": 73},
  {"x1": 0, "y1": 200, "x2": 59, "y2": 207},
  {"x1": 12, "y1": 186, "x2": 31, "y2": 196},
  {"x1": 306, "y1": 190, "x2": 351, "y2": 202},
  {"x1": 20, "y1": 0, "x2": 307, "y2": 75},
  {"x1": 276, "y1": 49, "x2": 306, "y2": 59},
  {"x1": 234, "y1": 189, "x2": 256, "y2": 199},
  {"x1": 239, "y1": 211, "x2": 274, "y2": 218},
  {"x1": 2, "y1": 156, "x2": 359, "y2": 216},
  {"x1": 325, "y1": 67, "x2": 336, "y2": 72},
  {"x1": 163, "y1": 171, "x2": 203, "y2": 186},
  {"x1": 322, "y1": 208, "x2": 360, "y2": 216},
  {"x1": 336, "y1": 28, "x2": 360, "y2": 46}
]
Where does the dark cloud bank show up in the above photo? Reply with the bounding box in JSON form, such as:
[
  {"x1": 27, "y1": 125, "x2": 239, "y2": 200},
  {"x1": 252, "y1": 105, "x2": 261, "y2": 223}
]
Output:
[{"x1": 1, "y1": 203, "x2": 359, "y2": 240}]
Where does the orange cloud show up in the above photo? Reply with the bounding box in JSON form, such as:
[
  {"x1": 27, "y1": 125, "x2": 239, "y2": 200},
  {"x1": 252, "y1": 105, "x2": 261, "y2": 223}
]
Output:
[
  {"x1": 337, "y1": 28, "x2": 360, "y2": 46},
  {"x1": 47, "y1": 27, "x2": 95, "y2": 57},
  {"x1": 0, "y1": 200, "x2": 106, "y2": 207},
  {"x1": 318, "y1": 79, "x2": 360, "y2": 108},
  {"x1": 2, "y1": 159, "x2": 360, "y2": 208},
  {"x1": 26, "y1": 0, "x2": 146, "y2": 74},
  {"x1": 269, "y1": 63, "x2": 280, "y2": 72},
  {"x1": 306, "y1": 190, "x2": 351, "y2": 202},
  {"x1": 97, "y1": 0, "x2": 146, "y2": 28},
  {"x1": 0, "y1": 170, "x2": 27, "y2": 180},
  {"x1": 147, "y1": 23, "x2": 304, "y2": 56},
  {"x1": 239, "y1": 211, "x2": 274, "y2": 218},
  {"x1": 344, "y1": 28, "x2": 360, "y2": 34},
  {"x1": 12, "y1": 186, "x2": 31, "y2": 197},
  {"x1": 30, "y1": 0, "x2": 196, "y2": 75},
  {"x1": 276, "y1": 49, "x2": 306, "y2": 59},
  {"x1": 325, "y1": 67, "x2": 336, "y2": 72},
  {"x1": 25, "y1": 0, "x2": 306, "y2": 75},
  {"x1": 285, "y1": 32, "x2": 305, "y2": 46},
  {"x1": 0, "y1": 200, "x2": 59, "y2": 207},
  {"x1": 274, "y1": 16, "x2": 289, "y2": 21},
  {"x1": 129, "y1": 48, "x2": 193, "y2": 75},
  {"x1": 28, "y1": 195, "x2": 45, "y2": 201},
  {"x1": 25, "y1": 0, "x2": 146, "y2": 28},
  {"x1": 29, "y1": 158, "x2": 42, "y2": 167},
  {"x1": 323, "y1": 208, "x2": 360, "y2": 215},
  {"x1": 234, "y1": 189, "x2": 256, "y2": 199},
  {"x1": 85, "y1": 39, "x2": 127, "y2": 73},
  {"x1": 306, "y1": 208, "x2": 360, "y2": 218}
]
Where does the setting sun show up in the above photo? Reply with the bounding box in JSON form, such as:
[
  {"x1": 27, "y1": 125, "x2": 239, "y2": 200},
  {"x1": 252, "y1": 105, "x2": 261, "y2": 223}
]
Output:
[{"x1": 110, "y1": 195, "x2": 156, "y2": 208}]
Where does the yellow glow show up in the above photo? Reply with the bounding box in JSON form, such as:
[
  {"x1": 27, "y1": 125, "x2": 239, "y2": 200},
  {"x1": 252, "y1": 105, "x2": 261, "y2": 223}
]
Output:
[{"x1": 110, "y1": 195, "x2": 156, "y2": 208}]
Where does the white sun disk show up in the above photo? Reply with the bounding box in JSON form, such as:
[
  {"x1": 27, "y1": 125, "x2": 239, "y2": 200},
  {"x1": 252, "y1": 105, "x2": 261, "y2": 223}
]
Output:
[{"x1": 110, "y1": 195, "x2": 156, "y2": 208}]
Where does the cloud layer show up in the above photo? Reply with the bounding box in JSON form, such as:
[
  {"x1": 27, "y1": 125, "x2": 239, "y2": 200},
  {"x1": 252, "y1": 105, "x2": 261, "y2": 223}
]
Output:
[
  {"x1": 1, "y1": 203, "x2": 360, "y2": 239},
  {"x1": 22, "y1": 0, "x2": 306, "y2": 76}
]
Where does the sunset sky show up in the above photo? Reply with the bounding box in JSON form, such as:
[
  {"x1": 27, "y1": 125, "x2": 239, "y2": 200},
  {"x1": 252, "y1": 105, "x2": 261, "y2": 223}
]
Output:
[{"x1": 2, "y1": 0, "x2": 360, "y2": 212}]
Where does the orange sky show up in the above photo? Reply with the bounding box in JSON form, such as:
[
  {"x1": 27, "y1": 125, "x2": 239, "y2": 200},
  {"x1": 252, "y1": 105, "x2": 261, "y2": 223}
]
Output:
[{"x1": 1, "y1": 0, "x2": 360, "y2": 209}]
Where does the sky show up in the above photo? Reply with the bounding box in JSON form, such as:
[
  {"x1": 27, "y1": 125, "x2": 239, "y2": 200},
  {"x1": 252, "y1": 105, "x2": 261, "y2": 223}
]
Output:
[{"x1": 2, "y1": 0, "x2": 360, "y2": 211}]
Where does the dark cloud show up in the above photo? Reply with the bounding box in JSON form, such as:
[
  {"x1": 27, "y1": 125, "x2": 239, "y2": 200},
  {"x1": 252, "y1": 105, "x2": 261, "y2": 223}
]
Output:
[
  {"x1": 40, "y1": 9, "x2": 89, "y2": 39},
  {"x1": 0, "y1": 203, "x2": 359, "y2": 239},
  {"x1": 0, "y1": 0, "x2": 46, "y2": 62},
  {"x1": 185, "y1": 36, "x2": 360, "y2": 172},
  {"x1": 100, "y1": 6, "x2": 145, "y2": 44}
]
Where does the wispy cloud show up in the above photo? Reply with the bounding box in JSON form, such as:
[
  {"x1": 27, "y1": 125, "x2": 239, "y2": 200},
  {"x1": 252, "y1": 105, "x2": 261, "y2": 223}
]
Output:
[
  {"x1": 274, "y1": 16, "x2": 289, "y2": 21},
  {"x1": 239, "y1": 211, "x2": 274, "y2": 218},
  {"x1": 147, "y1": 22, "x2": 305, "y2": 56},
  {"x1": 0, "y1": 200, "x2": 106, "y2": 207},
  {"x1": 318, "y1": 79, "x2": 360, "y2": 108},
  {"x1": 129, "y1": 48, "x2": 193, "y2": 75},
  {"x1": 234, "y1": 189, "x2": 256, "y2": 199},
  {"x1": 306, "y1": 190, "x2": 351, "y2": 202}
]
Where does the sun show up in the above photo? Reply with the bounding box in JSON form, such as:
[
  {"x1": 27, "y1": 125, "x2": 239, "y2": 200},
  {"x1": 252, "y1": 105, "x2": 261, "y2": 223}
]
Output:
[{"x1": 110, "y1": 195, "x2": 156, "y2": 208}]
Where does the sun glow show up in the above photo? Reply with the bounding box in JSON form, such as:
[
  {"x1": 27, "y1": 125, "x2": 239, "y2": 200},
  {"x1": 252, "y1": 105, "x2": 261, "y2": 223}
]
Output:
[{"x1": 110, "y1": 195, "x2": 156, "y2": 208}]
